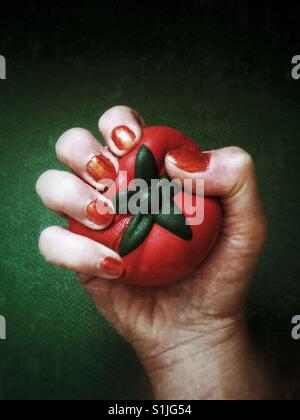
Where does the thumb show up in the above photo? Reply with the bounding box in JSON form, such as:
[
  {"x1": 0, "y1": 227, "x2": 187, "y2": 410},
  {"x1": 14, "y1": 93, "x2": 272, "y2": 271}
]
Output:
[{"x1": 165, "y1": 146, "x2": 267, "y2": 280}]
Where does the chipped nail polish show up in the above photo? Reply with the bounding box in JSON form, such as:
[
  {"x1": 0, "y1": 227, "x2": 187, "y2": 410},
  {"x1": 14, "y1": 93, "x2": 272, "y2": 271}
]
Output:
[
  {"x1": 87, "y1": 154, "x2": 117, "y2": 183},
  {"x1": 111, "y1": 125, "x2": 136, "y2": 151},
  {"x1": 86, "y1": 199, "x2": 114, "y2": 228},
  {"x1": 167, "y1": 149, "x2": 211, "y2": 173}
]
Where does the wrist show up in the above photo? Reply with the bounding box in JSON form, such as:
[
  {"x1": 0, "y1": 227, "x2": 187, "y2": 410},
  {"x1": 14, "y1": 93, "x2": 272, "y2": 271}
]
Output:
[{"x1": 138, "y1": 317, "x2": 274, "y2": 400}]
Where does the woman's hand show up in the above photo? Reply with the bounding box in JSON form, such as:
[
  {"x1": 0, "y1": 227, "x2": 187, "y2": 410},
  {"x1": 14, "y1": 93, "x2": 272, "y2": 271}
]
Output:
[{"x1": 37, "y1": 106, "x2": 273, "y2": 400}]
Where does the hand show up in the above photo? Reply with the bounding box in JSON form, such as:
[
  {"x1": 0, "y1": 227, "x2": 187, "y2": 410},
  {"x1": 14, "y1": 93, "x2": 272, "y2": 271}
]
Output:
[{"x1": 37, "y1": 106, "x2": 273, "y2": 400}]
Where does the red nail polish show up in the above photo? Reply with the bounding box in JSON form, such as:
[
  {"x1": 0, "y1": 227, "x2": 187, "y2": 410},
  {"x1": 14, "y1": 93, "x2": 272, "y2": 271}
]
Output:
[
  {"x1": 167, "y1": 149, "x2": 211, "y2": 173},
  {"x1": 86, "y1": 200, "x2": 114, "y2": 227},
  {"x1": 100, "y1": 257, "x2": 125, "y2": 278},
  {"x1": 112, "y1": 126, "x2": 136, "y2": 151},
  {"x1": 87, "y1": 154, "x2": 117, "y2": 183}
]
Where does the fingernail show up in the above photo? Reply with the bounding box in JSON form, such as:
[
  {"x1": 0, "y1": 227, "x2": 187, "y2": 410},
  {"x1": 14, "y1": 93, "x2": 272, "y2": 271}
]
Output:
[
  {"x1": 86, "y1": 199, "x2": 114, "y2": 228},
  {"x1": 100, "y1": 257, "x2": 125, "y2": 278},
  {"x1": 167, "y1": 149, "x2": 211, "y2": 173},
  {"x1": 87, "y1": 154, "x2": 117, "y2": 183},
  {"x1": 111, "y1": 126, "x2": 136, "y2": 151}
]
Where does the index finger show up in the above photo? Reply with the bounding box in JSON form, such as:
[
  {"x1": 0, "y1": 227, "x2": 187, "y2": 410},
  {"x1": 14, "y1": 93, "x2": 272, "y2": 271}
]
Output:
[{"x1": 99, "y1": 106, "x2": 145, "y2": 157}]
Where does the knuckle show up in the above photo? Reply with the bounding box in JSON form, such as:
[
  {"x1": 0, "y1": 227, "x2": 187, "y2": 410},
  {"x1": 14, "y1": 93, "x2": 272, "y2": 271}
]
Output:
[
  {"x1": 56, "y1": 128, "x2": 89, "y2": 158},
  {"x1": 99, "y1": 105, "x2": 134, "y2": 129},
  {"x1": 36, "y1": 170, "x2": 77, "y2": 206},
  {"x1": 52, "y1": 174, "x2": 78, "y2": 205},
  {"x1": 59, "y1": 174, "x2": 77, "y2": 196},
  {"x1": 98, "y1": 107, "x2": 119, "y2": 127},
  {"x1": 227, "y1": 146, "x2": 254, "y2": 174},
  {"x1": 38, "y1": 226, "x2": 60, "y2": 257},
  {"x1": 36, "y1": 170, "x2": 58, "y2": 194}
]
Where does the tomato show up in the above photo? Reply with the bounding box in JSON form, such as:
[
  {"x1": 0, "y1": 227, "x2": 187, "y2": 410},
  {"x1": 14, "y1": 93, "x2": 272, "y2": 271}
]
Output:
[{"x1": 69, "y1": 126, "x2": 222, "y2": 287}]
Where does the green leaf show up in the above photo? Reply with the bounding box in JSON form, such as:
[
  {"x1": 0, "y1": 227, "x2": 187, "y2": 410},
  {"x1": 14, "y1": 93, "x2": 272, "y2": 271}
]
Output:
[
  {"x1": 155, "y1": 201, "x2": 193, "y2": 241},
  {"x1": 135, "y1": 145, "x2": 159, "y2": 185},
  {"x1": 115, "y1": 146, "x2": 193, "y2": 256},
  {"x1": 119, "y1": 215, "x2": 154, "y2": 257}
]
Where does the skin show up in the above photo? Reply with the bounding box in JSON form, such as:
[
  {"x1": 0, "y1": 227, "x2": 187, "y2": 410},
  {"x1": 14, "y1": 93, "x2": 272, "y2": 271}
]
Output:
[{"x1": 36, "y1": 105, "x2": 275, "y2": 400}]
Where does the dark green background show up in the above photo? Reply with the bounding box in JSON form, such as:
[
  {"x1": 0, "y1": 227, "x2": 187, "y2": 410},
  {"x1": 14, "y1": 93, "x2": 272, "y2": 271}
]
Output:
[{"x1": 0, "y1": 0, "x2": 300, "y2": 399}]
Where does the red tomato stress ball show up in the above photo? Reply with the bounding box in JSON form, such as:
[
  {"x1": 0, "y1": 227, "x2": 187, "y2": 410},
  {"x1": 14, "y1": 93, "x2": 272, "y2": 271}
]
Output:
[{"x1": 69, "y1": 126, "x2": 222, "y2": 287}]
